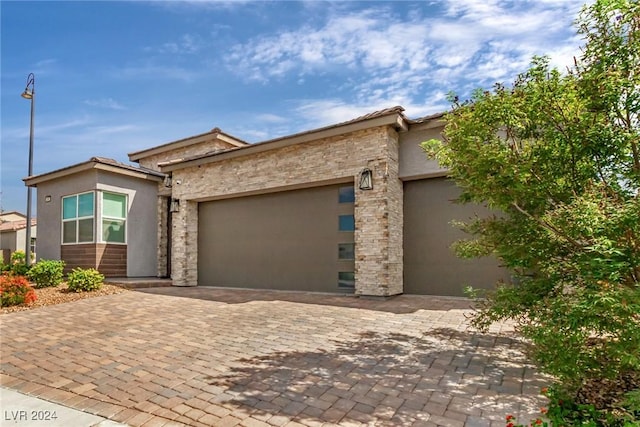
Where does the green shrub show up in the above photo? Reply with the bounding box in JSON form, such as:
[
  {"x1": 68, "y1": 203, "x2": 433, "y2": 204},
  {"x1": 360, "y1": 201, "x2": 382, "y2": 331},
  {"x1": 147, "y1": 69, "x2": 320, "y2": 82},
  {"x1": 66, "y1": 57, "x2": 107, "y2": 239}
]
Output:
[
  {"x1": 0, "y1": 274, "x2": 37, "y2": 307},
  {"x1": 66, "y1": 268, "x2": 104, "y2": 292},
  {"x1": 423, "y1": 0, "x2": 640, "y2": 419},
  {"x1": 10, "y1": 251, "x2": 26, "y2": 264},
  {"x1": 27, "y1": 260, "x2": 65, "y2": 288},
  {"x1": 9, "y1": 251, "x2": 29, "y2": 276}
]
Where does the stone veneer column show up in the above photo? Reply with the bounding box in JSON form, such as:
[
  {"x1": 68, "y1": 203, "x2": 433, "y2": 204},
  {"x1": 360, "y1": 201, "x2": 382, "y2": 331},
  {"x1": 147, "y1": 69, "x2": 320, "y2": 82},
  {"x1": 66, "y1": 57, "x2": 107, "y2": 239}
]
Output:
[
  {"x1": 171, "y1": 200, "x2": 198, "y2": 286},
  {"x1": 354, "y1": 128, "x2": 403, "y2": 296},
  {"x1": 157, "y1": 196, "x2": 168, "y2": 277}
]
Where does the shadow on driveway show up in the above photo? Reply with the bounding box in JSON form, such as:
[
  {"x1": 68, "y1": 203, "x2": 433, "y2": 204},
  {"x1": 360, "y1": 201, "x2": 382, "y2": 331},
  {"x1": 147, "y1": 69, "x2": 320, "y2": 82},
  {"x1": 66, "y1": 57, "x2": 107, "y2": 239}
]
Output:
[{"x1": 201, "y1": 328, "x2": 548, "y2": 426}]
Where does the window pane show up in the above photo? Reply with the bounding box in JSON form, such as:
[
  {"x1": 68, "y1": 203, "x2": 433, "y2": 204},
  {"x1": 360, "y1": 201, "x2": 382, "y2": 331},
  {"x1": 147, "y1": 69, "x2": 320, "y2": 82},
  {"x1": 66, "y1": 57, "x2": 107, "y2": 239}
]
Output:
[
  {"x1": 338, "y1": 215, "x2": 355, "y2": 231},
  {"x1": 62, "y1": 221, "x2": 76, "y2": 243},
  {"x1": 103, "y1": 219, "x2": 125, "y2": 243},
  {"x1": 338, "y1": 186, "x2": 355, "y2": 203},
  {"x1": 62, "y1": 196, "x2": 77, "y2": 219},
  {"x1": 103, "y1": 193, "x2": 126, "y2": 219},
  {"x1": 78, "y1": 218, "x2": 94, "y2": 242},
  {"x1": 338, "y1": 272, "x2": 355, "y2": 289},
  {"x1": 338, "y1": 243, "x2": 355, "y2": 260},
  {"x1": 78, "y1": 193, "x2": 94, "y2": 217}
]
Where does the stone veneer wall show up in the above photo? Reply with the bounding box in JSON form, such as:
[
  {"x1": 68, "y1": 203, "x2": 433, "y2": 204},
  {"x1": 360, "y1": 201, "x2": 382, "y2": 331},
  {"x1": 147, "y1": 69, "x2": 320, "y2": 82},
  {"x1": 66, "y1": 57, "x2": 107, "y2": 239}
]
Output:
[
  {"x1": 156, "y1": 196, "x2": 169, "y2": 277},
  {"x1": 136, "y1": 139, "x2": 235, "y2": 172},
  {"x1": 136, "y1": 139, "x2": 234, "y2": 279},
  {"x1": 354, "y1": 127, "x2": 403, "y2": 296},
  {"x1": 170, "y1": 126, "x2": 404, "y2": 296}
]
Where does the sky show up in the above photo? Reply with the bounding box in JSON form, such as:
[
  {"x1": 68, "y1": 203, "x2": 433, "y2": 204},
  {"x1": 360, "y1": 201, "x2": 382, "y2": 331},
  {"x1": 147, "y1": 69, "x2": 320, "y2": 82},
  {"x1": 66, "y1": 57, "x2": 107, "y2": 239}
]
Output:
[{"x1": 1, "y1": 0, "x2": 588, "y2": 214}]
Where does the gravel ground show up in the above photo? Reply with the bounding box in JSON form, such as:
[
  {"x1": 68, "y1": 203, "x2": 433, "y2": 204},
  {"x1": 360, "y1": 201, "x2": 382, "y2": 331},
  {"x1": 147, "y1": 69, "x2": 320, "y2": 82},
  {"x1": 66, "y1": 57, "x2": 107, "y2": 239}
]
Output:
[{"x1": 0, "y1": 283, "x2": 128, "y2": 314}]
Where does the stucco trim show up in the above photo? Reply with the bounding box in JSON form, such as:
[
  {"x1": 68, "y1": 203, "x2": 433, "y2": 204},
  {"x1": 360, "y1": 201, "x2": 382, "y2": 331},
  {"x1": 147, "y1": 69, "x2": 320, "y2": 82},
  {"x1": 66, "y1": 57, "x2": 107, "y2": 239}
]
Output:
[
  {"x1": 400, "y1": 171, "x2": 449, "y2": 181},
  {"x1": 409, "y1": 117, "x2": 446, "y2": 131},
  {"x1": 24, "y1": 158, "x2": 165, "y2": 187}
]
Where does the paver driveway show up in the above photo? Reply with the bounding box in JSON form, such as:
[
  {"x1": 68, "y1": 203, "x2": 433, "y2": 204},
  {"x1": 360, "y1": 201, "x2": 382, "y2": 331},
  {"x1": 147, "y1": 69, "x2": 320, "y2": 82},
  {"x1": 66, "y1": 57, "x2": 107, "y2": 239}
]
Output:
[{"x1": 0, "y1": 287, "x2": 550, "y2": 427}]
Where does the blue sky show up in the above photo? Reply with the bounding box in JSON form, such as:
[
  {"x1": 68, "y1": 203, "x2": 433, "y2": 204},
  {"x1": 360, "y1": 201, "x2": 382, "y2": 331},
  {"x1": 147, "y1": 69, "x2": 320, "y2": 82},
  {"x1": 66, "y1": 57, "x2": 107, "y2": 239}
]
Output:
[{"x1": 1, "y1": 0, "x2": 586, "y2": 214}]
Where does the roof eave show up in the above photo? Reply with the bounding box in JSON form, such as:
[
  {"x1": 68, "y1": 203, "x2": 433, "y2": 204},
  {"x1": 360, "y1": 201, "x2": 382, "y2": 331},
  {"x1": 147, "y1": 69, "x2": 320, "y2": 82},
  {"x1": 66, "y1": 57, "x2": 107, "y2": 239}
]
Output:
[
  {"x1": 24, "y1": 160, "x2": 165, "y2": 187},
  {"x1": 128, "y1": 129, "x2": 248, "y2": 162}
]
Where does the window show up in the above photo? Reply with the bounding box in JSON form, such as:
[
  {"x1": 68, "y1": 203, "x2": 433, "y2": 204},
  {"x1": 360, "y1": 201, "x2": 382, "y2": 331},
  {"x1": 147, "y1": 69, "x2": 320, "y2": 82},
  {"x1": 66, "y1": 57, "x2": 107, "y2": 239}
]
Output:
[
  {"x1": 62, "y1": 192, "x2": 94, "y2": 244},
  {"x1": 338, "y1": 215, "x2": 355, "y2": 231},
  {"x1": 102, "y1": 192, "x2": 127, "y2": 243},
  {"x1": 338, "y1": 272, "x2": 355, "y2": 289},
  {"x1": 338, "y1": 186, "x2": 355, "y2": 203},
  {"x1": 338, "y1": 243, "x2": 355, "y2": 260},
  {"x1": 30, "y1": 238, "x2": 36, "y2": 255}
]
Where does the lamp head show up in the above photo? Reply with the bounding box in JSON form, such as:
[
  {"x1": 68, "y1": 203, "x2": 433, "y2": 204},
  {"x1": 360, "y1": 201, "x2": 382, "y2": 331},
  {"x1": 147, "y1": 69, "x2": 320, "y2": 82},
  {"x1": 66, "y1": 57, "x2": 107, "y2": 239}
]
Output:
[{"x1": 21, "y1": 73, "x2": 35, "y2": 100}]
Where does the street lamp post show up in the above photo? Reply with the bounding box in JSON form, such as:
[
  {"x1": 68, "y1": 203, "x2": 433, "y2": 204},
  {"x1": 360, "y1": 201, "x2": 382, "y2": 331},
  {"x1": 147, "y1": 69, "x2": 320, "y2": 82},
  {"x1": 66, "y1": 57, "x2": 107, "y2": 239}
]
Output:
[{"x1": 21, "y1": 73, "x2": 35, "y2": 266}]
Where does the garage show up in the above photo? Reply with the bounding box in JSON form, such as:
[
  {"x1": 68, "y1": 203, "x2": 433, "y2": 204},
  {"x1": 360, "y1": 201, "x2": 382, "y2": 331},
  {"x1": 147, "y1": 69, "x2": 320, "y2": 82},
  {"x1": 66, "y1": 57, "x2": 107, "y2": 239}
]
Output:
[
  {"x1": 403, "y1": 177, "x2": 507, "y2": 296},
  {"x1": 198, "y1": 183, "x2": 355, "y2": 293}
]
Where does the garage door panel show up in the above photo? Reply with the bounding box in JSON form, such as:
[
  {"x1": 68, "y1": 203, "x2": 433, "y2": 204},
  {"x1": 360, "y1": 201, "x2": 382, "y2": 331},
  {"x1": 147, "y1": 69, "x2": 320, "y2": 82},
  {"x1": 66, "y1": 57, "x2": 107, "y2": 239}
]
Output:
[
  {"x1": 403, "y1": 178, "x2": 507, "y2": 296},
  {"x1": 198, "y1": 184, "x2": 354, "y2": 292}
]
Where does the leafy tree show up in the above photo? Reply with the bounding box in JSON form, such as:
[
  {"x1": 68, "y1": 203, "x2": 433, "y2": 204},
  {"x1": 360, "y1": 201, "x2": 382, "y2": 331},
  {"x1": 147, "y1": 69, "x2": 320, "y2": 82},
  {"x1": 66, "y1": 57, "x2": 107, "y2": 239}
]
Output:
[{"x1": 423, "y1": 0, "x2": 639, "y2": 420}]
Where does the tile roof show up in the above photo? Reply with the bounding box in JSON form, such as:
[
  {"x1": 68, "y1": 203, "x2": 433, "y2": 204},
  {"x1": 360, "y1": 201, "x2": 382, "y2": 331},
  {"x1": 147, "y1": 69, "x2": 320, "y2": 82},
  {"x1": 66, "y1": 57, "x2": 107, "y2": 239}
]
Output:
[
  {"x1": 0, "y1": 218, "x2": 36, "y2": 232},
  {"x1": 24, "y1": 157, "x2": 165, "y2": 186}
]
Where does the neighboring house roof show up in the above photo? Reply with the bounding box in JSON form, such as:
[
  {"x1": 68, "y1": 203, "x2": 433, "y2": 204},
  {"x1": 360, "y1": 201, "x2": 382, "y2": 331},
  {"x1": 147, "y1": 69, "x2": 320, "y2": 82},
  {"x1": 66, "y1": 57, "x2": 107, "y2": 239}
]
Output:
[
  {"x1": 23, "y1": 157, "x2": 166, "y2": 187},
  {"x1": 128, "y1": 127, "x2": 248, "y2": 162},
  {"x1": 0, "y1": 218, "x2": 36, "y2": 232},
  {"x1": 0, "y1": 211, "x2": 27, "y2": 222},
  {"x1": 159, "y1": 106, "x2": 412, "y2": 172}
]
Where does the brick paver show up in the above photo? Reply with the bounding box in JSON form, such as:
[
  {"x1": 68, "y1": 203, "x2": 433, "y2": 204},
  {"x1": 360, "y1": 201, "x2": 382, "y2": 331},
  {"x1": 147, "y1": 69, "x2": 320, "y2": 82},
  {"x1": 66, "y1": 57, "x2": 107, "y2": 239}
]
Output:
[{"x1": 0, "y1": 287, "x2": 550, "y2": 426}]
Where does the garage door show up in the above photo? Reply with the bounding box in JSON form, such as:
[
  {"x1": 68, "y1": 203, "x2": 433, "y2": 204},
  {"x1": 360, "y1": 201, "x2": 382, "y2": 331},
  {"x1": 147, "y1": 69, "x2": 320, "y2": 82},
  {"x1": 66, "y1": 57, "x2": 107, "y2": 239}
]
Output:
[
  {"x1": 403, "y1": 177, "x2": 507, "y2": 296},
  {"x1": 198, "y1": 184, "x2": 355, "y2": 293}
]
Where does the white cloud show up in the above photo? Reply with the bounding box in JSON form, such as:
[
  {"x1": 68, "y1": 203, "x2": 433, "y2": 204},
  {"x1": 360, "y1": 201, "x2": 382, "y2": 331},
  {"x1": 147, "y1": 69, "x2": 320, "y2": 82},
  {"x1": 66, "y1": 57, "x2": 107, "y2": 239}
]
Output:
[
  {"x1": 225, "y1": 1, "x2": 584, "y2": 112},
  {"x1": 256, "y1": 113, "x2": 288, "y2": 124},
  {"x1": 147, "y1": 34, "x2": 202, "y2": 55},
  {"x1": 83, "y1": 98, "x2": 127, "y2": 110}
]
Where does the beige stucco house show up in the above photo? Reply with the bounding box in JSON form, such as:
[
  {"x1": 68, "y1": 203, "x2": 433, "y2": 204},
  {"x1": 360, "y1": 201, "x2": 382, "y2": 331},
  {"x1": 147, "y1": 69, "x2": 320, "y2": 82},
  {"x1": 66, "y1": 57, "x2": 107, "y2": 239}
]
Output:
[
  {"x1": 0, "y1": 211, "x2": 37, "y2": 264},
  {"x1": 25, "y1": 106, "x2": 506, "y2": 296}
]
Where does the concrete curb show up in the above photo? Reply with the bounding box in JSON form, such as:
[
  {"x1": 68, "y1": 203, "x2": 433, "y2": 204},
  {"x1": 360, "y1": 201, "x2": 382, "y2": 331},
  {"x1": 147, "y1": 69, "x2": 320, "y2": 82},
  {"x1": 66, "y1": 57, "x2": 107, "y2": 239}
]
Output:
[{"x1": 0, "y1": 387, "x2": 128, "y2": 427}]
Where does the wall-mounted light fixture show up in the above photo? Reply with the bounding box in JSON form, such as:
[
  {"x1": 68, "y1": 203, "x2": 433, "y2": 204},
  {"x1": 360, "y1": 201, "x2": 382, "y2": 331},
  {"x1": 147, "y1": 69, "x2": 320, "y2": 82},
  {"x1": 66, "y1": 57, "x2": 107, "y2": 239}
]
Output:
[
  {"x1": 359, "y1": 168, "x2": 373, "y2": 190},
  {"x1": 44, "y1": 195, "x2": 51, "y2": 203},
  {"x1": 164, "y1": 175, "x2": 172, "y2": 188},
  {"x1": 170, "y1": 198, "x2": 180, "y2": 213}
]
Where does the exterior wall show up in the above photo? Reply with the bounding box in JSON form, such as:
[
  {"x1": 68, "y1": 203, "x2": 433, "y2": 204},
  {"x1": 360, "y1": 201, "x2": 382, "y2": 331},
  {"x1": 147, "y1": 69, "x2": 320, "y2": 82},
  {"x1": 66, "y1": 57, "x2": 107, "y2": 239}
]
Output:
[
  {"x1": 61, "y1": 243, "x2": 127, "y2": 277},
  {"x1": 354, "y1": 127, "x2": 403, "y2": 296},
  {"x1": 171, "y1": 200, "x2": 198, "y2": 286},
  {"x1": 34, "y1": 169, "x2": 158, "y2": 277},
  {"x1": 399, "y1": 124, "x2": 448, "y2": 180},
  {"x1": 170, "y1": 126, "x2": 404, "y2": 296},
  {"x1": 34, "y1": 170, "x2": 99, "y2": 263},
  {"x1": 136, "y1": 140, "x2": 234, "y2": 171},
  {"x1": 136, "y1": 139, "x2": 233, "y2": 278},
  {"x1": 96, "y1": 171, "x2": 158, "y2": 277},
  {"x1": 14, "y1": 226, "x2": 37, "y2": 260},
  {"x1": 0, "y1": 231, "x2": 17, "y2": 252},
  {"x1": 0, "y1": 226, "x2": 36, "y2": 262}
]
